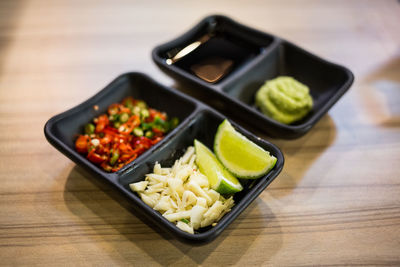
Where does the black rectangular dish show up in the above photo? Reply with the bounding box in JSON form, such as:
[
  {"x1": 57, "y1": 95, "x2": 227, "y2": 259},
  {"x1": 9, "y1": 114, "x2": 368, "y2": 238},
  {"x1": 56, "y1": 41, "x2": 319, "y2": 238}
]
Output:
[
  {"x1": 152, "y1": 15, "x2": 354, "y2": 138},
  {"x1": 44, "y1": 72, "x2": 284, "y2": 245}
]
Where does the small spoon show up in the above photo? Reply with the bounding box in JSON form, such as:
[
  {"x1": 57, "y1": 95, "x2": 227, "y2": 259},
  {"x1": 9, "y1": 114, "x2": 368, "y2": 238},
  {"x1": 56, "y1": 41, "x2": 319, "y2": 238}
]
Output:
[{"x1": 166, "y1": 34, "x2": 211, "y2": 65}]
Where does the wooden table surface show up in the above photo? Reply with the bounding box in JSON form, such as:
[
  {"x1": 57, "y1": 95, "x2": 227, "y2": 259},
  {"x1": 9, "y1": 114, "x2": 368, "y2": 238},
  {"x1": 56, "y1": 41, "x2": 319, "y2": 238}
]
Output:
[{"x1": 1, "y1": 0, "x2": 399, "y2": 265}]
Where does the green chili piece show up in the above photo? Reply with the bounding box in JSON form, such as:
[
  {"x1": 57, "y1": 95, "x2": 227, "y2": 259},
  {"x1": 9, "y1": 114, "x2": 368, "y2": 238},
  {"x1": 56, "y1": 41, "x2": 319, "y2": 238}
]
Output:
[
  {"x1": 140, "y1": 109, "x2": 149, "y2": 119},
  {"x1": 132, "y1": 106, "x2": 141, "y2": 115},
  {"x1": 141, "y1": 122, "x2": 152, "y2": 130},
  {"x1": 133, "y1": 127, "x2": 144, "y2": 137},
  {"x1": 120, "y1": 112, "x2": 129, "y2": 123},
  {"x1": 84, "y1": 123, "x2": 95, "y2": 135},
  {"x1": 113, "y1": 121, "x2": 121, "y2": 128},
  {"x1": 145, "y1": 130, "x2": 154, "y2": 138},
  {"x1": 109, "y1": 150, "x2": 119, "y2": 166},
  {"x1": 136, "y1": 100, "x2": 147, "y2": 109},
  {"x1": 180, "y1": 218, "x2": 190, "y2": 224},
  {"x1": 154, "y1": 117, "x2": 167, "y2": 131},
  {"x1": 124, "y1": 98, "x2": 134, "y2": 108},
  {"x1": 109, "y1": 114, "x2": 119, "y2": 122},
  {"x1": 153, "y1": 125, "x2": 165, "y2": 133},
  {"x1": 154, "y1": 116, "x2": 165, "y2": 125},
  {"x1": 169, "y1": 117, "x2": 179, "y2": 129}
]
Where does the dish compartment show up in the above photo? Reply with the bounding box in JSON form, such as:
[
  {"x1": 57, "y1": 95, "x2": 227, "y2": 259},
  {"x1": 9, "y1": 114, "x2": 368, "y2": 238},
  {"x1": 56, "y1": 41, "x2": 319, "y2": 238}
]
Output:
[
  {"x1": 153, "y1": 15, "x2": 277, "y2": 85},
  {"x1": 152, "y1": 15, "x2": 354, "y2": 138},
  {"x1": 220, "y1": 40, "x2": 354, "y2": 127},
  {"x1": 44, "y1": 72, "x2": 198, "y2": 178},
  {"x1": 116, "y1": 108, "x2": 284, "y2": 244}
]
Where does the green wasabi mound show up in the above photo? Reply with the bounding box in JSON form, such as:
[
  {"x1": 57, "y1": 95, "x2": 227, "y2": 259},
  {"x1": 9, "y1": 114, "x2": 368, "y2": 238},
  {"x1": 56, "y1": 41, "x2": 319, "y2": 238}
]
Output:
[{"x1": 255, "y1": 76, "x2": 313, "y2": 124}]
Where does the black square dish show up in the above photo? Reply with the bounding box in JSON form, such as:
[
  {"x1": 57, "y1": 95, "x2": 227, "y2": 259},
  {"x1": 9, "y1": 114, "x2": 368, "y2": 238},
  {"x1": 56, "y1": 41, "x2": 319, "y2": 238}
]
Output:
[
  {"x1": 152, "y1": 15, "x2": 354, "y2": 138},
  {"x1": 44, "y1": 72, "x2": 284, "y2": 244}
]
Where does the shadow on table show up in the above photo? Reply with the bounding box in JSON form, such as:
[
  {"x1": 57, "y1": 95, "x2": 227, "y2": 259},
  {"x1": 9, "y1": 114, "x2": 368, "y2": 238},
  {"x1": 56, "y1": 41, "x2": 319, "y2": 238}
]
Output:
[
  {"x1": 266, "y1": 114, "x2": 337, "y2": 197},
  {"x1": 64, "y1": 166, "x2": 282, "y2": 265},
  {"x1": 361, "y1": 55, "x2": 400, "y2": 128}
]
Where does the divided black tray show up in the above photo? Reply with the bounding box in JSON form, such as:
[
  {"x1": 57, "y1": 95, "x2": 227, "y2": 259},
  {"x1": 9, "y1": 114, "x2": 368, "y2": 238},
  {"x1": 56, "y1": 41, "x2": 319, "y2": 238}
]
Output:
[
  {"x1": 44, "y1": 72, "x2": 284, "y2": 245},
  {"x1": 152, "y1": 15, "x2": 354, "y2": 138}
]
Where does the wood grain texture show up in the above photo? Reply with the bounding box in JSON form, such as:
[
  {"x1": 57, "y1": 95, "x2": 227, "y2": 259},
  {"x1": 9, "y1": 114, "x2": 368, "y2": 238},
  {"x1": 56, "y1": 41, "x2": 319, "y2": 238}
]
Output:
[{"x1": 0, "y1": 0, "x2": 399, "y2": 265}]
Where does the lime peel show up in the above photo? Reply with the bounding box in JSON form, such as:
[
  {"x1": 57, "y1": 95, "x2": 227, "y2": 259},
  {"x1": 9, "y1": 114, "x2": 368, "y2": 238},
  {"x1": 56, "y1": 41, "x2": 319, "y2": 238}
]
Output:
[
  {"x1": 194, "y1": 139, "x2": 243, "y2": 194},
  {"x1": 214, "y1": 120, "x2": 277, "y2": 179}
]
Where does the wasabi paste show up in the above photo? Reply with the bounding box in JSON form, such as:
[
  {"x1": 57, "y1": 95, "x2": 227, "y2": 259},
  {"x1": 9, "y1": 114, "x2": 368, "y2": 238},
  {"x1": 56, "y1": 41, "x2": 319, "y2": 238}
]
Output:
[{"x1": 255, "y1": 76, "x2": 313, "y2": 124}]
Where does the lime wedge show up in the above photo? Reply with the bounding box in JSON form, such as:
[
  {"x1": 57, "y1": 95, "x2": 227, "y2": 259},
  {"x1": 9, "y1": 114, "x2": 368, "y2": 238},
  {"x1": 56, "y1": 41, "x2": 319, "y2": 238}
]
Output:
[
  {"x1": 214, "y1": 120, "x2": 277, "y2": 179},
  {"x1": 194, "y1": 140, "x2": 243, "y2": 194}
]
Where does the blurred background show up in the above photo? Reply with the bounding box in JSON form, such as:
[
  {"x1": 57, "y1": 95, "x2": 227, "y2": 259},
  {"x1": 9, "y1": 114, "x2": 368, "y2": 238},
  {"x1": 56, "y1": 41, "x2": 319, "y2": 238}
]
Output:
[
  {"x1": 0, "y1": 0, "x2": 399, "y2": 265},
  {"x1": 1, "y1": 0, "x2": 398, "y2": 110}
]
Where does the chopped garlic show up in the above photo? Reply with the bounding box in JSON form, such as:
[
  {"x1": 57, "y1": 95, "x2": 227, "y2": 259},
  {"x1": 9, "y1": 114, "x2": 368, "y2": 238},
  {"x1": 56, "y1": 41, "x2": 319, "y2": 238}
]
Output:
[
  {"x1": 187, "y1": 181, "x2": 212, "y2": 205},
  {"x1": 176, "y1": 165, "x2": 192, "y2": 182},
  {"x1": 145, "y1": 182, "x2": 164, "y2": 194},
  {"x1": 188, "y1": 154, "x2": 196, "y2": 169},
  {"x1": 207, "y1": 189, "x2": 220, "y2": 204},
  {"x1": 189, "y1": 172, "x2": 209, "y2": 188},
  {"x1": 167, "y1": 178, "x2": 184, "y2": 196},
  {"x1": 154, "y1": 196, "x2": 171, "y2": 211},
  {"x1": 164, "y1": 210, "x2": 191, "y2": 222},
  {"x1": 190, "y1": 205, "x2": 207, "y2": 229},
  {"x1": 181, "y1": 146, "x2": 195, "y2": 164},
  {"x1": 129, "y1": 146, "x2": 235, "y2": 234},
  {"x1": 201, "y1": 201, "x2": 225, "y2": 227},
  {"x1": 90, "y1": 138, "x2": 100, "y2": 147},
  {"x1": 160, "y1": 168, "x2": 171, "y2": 175},
  {"x1": 204, "y1": 200, "x2": 225, "y2": 220},
  {"x1": 146, "y1": 174, "x2": 167, "y2": 185},
  {"x1": 139, "y1": 193, "x2": 159, "y2": 208},
  {"x1": 181, "y1": 190, "x2": 197, "y2": 209},
  {"x1": 153, "y1": 162, "x2": 162, "y2": 175},
  {"x1": 196, "y1": 197, "x2": 207, "y2": 208},
  {"x1": 129, "y1": 181, "x2": 148, "y2": 192},
  {"x1": 176, "y1": 221, "x2": 194, "y2": 234}
]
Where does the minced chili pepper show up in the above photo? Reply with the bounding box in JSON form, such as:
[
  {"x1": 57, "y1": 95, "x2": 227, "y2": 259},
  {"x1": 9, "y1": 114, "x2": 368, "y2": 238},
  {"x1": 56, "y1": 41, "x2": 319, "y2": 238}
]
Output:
[{"x1": 75, "y1": 96, "x2": 179, "y2": 172}]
